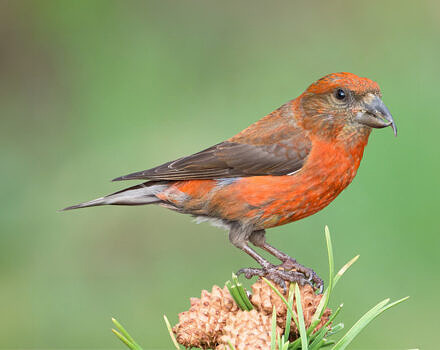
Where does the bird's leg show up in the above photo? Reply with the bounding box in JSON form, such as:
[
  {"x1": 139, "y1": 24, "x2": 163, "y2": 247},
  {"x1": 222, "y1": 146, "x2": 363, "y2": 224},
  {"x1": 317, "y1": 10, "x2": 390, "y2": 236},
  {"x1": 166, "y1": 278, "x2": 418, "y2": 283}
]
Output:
[
  {"x1": 229, "y1": 224, "x2": 311, "y2": 292},
  {"x1": 249, "y1": 229, "x2": 324, "y2": 292}
]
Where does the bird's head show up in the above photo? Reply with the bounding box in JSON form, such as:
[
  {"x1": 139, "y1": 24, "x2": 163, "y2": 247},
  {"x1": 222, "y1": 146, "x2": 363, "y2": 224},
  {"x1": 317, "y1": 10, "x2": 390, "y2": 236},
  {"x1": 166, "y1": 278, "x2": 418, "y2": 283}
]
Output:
[{"x1": 298, "y1": 72, "x2": 396, "y2": 140}]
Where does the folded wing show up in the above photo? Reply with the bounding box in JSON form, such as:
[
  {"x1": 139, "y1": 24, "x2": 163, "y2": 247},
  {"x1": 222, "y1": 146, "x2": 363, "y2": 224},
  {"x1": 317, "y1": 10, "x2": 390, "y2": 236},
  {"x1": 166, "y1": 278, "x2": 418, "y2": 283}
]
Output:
[{"x1": 113, "y1": 132, "x2": 312, "y2": 182}]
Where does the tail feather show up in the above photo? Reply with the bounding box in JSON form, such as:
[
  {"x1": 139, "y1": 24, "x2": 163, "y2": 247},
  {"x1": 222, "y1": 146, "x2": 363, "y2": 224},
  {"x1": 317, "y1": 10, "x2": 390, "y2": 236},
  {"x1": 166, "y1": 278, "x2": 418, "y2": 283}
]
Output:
[{"x1": 61, "y1": 182, "x2": 168, "y2": 211}]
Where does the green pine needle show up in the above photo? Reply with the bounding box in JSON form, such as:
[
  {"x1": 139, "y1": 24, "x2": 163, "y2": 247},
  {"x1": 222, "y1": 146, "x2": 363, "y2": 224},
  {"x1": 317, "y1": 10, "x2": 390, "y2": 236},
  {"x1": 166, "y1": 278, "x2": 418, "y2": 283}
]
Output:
[
  {"x1": 308, "y1": 324, "x2": 328, "y2": 350},
  {"x1": 271, "y1": 306, "x2": 278, "y2": 350},
  {"x1": 326, "y1": 323, "x2": 344, "y2": 337},
  {"x1": 284, "y1": 282, "x2": 295, "y2": 340},
  {"x1": 226, "y1": 280, "x2": 247, "y2": 310},
  {"x1": 281, "y1": 342, "x2": 291, "y2": 350},
  {"x1": 333, "y1": 255, "x2": 359, "y2": 287},
  {"x1": 309, "y1": 226, "x2": 336, "y2": 334},
  {"x1": 294, "y1": 283, "x2": 308, "y2": 350},
  {"x1": 163, "y1": 315, "x2": 181, "y2": 349},
  {"x1": 226, "y1": 274, "x2": 253, "y2": 311},
  {"x1": 263, "y1": 277, "x2": 300, "y2": 330},
  {"x1": 310, "y1": 229, "x2": 358, "y2": 336},
  {"x1": 323, "y1": 226, "x2": 334, "y2": 313},
  {"x1": 320, "y1": 340, "x2": 336, "y2": 348},
  {"x1": 331, "y1": 297, "x2": 408, "y2": 350},
  {"x1": 232, "y1": 273, "x2": 254, "y2": 310},
  {"x1": 112, "y1": 329, "x2": 136, "y2": 350},
  {"x1": 111, "y1": 318, "x2": 143, "y2": 350}
]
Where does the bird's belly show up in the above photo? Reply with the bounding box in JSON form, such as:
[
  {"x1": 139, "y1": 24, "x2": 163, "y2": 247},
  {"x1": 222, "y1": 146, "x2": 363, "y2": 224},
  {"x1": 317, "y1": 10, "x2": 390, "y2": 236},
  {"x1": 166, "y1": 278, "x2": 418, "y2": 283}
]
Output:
[{"x1": 214, "y1": 170, "x2": 356, "y2": 228}]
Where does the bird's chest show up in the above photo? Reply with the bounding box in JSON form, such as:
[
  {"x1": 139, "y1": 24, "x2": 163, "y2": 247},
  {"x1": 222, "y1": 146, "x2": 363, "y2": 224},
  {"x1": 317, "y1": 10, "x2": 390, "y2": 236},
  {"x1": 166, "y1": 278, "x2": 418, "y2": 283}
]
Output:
[{"x1": 259, "y1": 139, "x2": 366, "y2": 227}]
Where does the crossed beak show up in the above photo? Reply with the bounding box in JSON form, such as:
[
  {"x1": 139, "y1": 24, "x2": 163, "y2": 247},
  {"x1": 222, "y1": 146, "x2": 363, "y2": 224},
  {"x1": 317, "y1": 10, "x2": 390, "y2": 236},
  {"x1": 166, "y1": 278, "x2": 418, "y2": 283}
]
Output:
[{"x1": 355, "y1": 94, "x2": 397, "y2": 136}]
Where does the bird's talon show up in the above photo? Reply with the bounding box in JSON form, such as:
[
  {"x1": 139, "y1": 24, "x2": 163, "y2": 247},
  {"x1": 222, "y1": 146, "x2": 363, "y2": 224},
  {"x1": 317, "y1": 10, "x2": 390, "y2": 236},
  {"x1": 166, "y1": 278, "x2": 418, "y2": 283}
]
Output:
[
  {"x1": 279, "y1": 258, "x2": 324, "y2": 293},
  {"x1": 235, "y1": 264, "x2": 320, "y2": 294}
]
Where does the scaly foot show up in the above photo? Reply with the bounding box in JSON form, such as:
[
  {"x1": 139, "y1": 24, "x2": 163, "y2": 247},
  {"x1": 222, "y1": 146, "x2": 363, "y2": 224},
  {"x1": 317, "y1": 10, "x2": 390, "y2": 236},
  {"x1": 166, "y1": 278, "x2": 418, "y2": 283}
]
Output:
[
  {"x1": 279, "y1": 258, "x2": 324, "y2": 293},
  {"x1": 237, "y1": 262, "x2": 323, "y2": 294}
]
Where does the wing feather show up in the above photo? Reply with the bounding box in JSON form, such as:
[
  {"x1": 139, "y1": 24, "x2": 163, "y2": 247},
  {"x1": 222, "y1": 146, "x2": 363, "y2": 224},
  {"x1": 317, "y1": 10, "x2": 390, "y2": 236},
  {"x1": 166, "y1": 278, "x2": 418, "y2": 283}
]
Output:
[
  {"x1": 113, "y1": 108, "x2": 312, "y2": 181},
  {"x1": 113, "y1": 139, "x2": 311, "y2": 181}
]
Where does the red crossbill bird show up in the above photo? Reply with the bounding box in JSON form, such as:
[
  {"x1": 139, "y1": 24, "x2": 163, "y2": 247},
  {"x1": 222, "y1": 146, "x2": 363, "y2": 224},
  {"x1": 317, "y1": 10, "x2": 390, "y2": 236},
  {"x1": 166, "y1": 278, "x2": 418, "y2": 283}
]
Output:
[{"x1": 63, "y1": 72, "x2": 396, "y2": 292}]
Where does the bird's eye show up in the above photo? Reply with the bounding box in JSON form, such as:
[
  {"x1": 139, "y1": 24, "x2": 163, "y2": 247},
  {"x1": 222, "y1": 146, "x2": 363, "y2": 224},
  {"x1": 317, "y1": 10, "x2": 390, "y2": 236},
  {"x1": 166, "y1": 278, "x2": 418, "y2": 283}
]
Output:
[{"x1": 335, "y1": 89, "x2": 346, "y2": 100}]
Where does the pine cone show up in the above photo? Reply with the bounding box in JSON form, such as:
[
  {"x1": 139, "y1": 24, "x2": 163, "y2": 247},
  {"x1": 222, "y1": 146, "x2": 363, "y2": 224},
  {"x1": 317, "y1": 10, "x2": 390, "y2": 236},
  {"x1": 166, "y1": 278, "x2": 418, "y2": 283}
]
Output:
[
  {"x1": 173, "y1": 278, "x2": 331, "y2": 348},
  {"x1": 250, "y1": 279, "x2": 331, "y2": 338},
  {"x1": 173, "y1": 285, "x2": 239, "y2": 348},
  {"x1": 216, "y1": 309, "x2": 282, "y2": 350}
]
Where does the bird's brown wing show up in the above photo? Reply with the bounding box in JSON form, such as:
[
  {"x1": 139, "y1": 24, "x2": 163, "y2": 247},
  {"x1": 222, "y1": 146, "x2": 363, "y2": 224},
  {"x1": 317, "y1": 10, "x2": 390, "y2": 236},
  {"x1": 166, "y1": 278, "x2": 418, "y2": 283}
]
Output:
[{"x1": 112, "y1": 128, "x2": 311, "y2": 181}]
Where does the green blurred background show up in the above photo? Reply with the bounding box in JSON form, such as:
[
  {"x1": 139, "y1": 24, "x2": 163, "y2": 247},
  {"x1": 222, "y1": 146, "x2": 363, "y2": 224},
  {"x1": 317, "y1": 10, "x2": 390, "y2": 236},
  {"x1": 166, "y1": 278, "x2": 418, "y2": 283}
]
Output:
[{"x1": 1, "y1": 0, "x2": 439, "y2": 348}]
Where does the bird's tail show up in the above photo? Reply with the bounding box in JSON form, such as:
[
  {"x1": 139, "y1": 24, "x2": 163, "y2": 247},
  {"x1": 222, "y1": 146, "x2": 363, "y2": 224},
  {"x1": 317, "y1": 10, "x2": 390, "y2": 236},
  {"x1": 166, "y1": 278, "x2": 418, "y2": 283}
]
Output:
[{"x1": 61, "y1": 182, "x2": 168, "y2": 211}]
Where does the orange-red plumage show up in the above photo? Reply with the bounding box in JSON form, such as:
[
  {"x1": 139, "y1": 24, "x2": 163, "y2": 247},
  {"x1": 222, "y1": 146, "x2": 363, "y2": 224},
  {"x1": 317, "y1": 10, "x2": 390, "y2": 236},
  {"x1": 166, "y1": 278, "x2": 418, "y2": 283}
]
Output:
[{"x1": 64, "y1": 72, "x2": 396, "y2": 291}]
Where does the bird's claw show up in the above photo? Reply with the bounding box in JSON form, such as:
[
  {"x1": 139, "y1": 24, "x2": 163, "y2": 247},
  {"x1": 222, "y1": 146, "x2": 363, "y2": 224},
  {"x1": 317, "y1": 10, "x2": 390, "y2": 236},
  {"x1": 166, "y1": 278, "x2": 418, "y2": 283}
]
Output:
[
  {"x1": 279, "y1": 258, "x2": 324, "y2": 293},
  {"x1": 237, "y1": 263, "x2": 322, "y2": 294}
]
